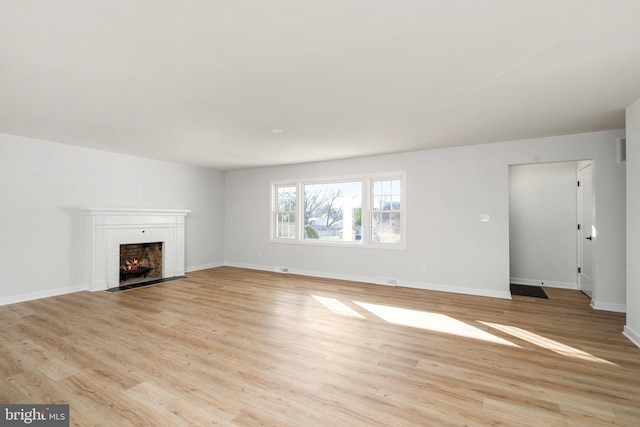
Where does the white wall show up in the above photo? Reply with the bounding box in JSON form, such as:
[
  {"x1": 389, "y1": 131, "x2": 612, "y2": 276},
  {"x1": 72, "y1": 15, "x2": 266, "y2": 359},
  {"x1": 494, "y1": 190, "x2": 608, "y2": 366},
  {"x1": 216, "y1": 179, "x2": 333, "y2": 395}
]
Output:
[
  {"x1": 1, "y1": 129, "x2": 625, "y2": 311},
  {"x1": 0, "y1": 133, "x2": 225, "y2": 304},
  {"x1": 225, "y1": 129, "x2": 626, "y2": 308},
  {"x1": 509, "y1": 162, "x2": 578, "y2": 288},
  {"x1": 625, "y1": 97, "x2": 640, "y2": 347}
]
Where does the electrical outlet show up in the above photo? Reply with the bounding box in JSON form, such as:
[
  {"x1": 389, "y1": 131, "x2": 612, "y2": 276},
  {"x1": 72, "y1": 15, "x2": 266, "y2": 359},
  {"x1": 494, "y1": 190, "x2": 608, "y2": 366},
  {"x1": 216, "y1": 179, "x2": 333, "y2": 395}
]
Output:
[{"x1": 275, "y1": 266, "x2": 289, "y2": 273}]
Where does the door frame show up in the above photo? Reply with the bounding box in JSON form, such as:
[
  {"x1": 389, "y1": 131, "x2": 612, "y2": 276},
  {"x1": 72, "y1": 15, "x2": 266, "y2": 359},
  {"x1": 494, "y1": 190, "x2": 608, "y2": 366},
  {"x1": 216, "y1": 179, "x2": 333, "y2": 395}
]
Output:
[
  {"x1": 508, "y1": 161, "x2": 582, "y2": 291},
  {"x1": 577, "y1": 160, "x2": 595, "y2": 301}
]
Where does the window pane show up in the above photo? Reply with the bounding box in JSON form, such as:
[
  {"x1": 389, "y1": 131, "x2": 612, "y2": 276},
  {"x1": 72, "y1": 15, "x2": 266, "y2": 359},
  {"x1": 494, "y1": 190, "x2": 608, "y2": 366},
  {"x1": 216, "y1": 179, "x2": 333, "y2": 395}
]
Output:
[
  {"x1": 372, "y1": 212, "x2": 402, "y2": 243},
  {"x1": 303, "y1": 181, "x2": 362, "y2": 242},
  {"x1": 372, "y1": 179, "x2": 401, "y2": 211},
  {"x1": 275, "y1": 185, "x2": 296, "y2": 239},
  {"x1": 276, "y1": 213, "x2": 296, "y2": 239},
  {"x1": 277, "y1": 186, "x2": 296, "y2": 211},
  {"x1": 372, "y1": 178, "x2": 402, "y2": 244}
]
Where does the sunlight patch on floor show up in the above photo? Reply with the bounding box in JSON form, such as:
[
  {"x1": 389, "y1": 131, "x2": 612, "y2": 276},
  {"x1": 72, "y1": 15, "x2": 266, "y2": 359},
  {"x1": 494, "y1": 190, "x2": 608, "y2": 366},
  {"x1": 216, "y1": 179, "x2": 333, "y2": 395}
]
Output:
[
  {"x1": 480, "y1": 322, "x2": 616, "y2": 365},
  {"x1": 312, "y1": 295, "x2": 365, "y2": 318},
  {"x1": 354, "y1": 301, "x2": 518, "y2": 347}
]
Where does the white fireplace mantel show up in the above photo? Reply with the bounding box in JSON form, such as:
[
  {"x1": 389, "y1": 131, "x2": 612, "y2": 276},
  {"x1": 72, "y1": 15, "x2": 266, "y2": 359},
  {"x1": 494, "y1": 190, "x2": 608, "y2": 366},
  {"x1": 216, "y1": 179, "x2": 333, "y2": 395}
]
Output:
[{"x1": 82, "y1": 208, "x2": 190, "y2": 291}]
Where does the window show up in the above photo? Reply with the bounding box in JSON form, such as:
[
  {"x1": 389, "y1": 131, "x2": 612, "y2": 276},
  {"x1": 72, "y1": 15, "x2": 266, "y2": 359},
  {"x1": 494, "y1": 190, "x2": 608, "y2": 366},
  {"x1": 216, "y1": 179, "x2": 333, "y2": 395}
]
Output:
[
  {"x1": 371, "y1": 178, "x2": 402, "y2": 243},
  {"x1": 274, "y1": 184, "x2": 296, "y2": 239},
  {"x1": 271, "y1": 172, "x2": 405, "y2": 248},
  {"x1": 303, "y1": 180, "x2": 362, "y2": 242}
]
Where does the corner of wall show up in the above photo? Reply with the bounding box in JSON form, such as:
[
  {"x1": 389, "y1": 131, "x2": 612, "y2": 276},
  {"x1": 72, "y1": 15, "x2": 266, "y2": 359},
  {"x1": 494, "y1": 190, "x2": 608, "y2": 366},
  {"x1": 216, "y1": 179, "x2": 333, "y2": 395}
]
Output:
[
  {"x1": 623, "y1": 325, "x2": 640, "y2": 349},
  {"x1": 590, "y1": 300, "x2": 626, "y2": 313}
]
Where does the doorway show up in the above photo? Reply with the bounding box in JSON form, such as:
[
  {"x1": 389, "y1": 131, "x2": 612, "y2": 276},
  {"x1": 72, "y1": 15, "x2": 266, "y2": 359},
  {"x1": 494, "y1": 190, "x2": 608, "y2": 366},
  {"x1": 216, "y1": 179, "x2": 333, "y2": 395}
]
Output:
[{"x1": 509, "y1": 161, "x2": 588, "y2": 292}]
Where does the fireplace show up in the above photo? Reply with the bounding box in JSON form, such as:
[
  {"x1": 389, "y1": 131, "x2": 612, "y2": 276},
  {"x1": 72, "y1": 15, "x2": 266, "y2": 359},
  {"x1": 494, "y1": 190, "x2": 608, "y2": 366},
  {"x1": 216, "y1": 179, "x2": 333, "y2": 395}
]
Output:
[
  {"x1": 82, "y1": 208, "x2": 190, "y2": 291},
  {"x1": 120, "y1": 242, "x2": 163, "y2": 285}
]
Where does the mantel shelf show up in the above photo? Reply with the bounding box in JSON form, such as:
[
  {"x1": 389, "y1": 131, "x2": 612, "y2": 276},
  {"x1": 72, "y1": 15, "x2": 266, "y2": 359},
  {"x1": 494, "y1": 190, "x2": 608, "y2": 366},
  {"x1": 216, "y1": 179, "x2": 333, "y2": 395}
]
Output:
[{"x1": 82, "y1": 208, "x2": 190, "y2": 217}]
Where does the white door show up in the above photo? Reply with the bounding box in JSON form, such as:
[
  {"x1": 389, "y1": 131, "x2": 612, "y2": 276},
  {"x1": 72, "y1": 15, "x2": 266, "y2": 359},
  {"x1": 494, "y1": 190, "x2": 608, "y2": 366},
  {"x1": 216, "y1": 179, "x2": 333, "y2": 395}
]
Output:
[{"x1": 577, "y1": 162, "x2": 594, "y2": 298}]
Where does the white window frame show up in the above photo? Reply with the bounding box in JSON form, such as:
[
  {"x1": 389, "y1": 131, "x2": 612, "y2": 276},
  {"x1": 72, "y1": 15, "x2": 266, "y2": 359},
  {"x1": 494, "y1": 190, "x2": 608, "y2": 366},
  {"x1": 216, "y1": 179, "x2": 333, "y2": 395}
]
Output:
[
  {"x1": 273, "y1": 183, "x2": 298, "y2": 240},
  {"x1": 369, "y1": 174, "x2": 405, "y2": 248},
  {"x1": 270, "y1": 171, "x2": 406, "y2": 249}
]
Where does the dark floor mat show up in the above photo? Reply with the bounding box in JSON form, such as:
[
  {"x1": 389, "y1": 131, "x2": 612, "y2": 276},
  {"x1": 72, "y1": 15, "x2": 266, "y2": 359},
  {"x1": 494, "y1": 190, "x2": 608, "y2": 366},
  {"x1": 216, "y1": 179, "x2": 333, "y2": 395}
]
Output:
[{"x1": 510, "y1": 284, "x2": 548, "y2": 299}]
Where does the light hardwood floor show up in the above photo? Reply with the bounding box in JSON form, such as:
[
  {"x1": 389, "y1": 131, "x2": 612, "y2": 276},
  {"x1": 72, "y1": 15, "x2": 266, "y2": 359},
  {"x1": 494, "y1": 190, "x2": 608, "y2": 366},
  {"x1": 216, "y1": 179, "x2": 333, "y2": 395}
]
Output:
[{"x1": 1, "y1": 267, "x2": 639, "y2": 426}]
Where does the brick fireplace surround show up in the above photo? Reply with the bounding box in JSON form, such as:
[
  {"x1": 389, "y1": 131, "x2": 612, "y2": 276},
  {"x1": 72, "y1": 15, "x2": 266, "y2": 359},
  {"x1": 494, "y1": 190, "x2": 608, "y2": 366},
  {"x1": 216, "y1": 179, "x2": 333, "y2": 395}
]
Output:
[{"x1": 82, "y1": 208, "x2": 190, "y2": 291}]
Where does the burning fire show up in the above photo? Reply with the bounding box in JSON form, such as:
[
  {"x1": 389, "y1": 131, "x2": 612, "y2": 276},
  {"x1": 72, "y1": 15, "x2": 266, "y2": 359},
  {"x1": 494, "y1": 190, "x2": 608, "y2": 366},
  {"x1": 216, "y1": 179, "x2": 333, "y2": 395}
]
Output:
[{"x1": 122, "y1": 258, "x2": 150, "y2": 271}]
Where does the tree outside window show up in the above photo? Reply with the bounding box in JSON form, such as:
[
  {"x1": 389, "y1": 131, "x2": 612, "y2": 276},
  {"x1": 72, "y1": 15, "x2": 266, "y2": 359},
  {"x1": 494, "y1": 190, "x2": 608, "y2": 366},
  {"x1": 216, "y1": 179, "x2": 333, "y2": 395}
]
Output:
[{"x1": 303, "y1": 181, "x2": 362, "y2": 242}]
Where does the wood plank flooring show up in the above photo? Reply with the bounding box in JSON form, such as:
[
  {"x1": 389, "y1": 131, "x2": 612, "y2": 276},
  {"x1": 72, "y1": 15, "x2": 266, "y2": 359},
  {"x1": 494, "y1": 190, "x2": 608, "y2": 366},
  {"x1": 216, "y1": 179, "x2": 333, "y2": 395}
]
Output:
[{"x1": 1, "y1": 266, "x2": 639, "y2": 426}]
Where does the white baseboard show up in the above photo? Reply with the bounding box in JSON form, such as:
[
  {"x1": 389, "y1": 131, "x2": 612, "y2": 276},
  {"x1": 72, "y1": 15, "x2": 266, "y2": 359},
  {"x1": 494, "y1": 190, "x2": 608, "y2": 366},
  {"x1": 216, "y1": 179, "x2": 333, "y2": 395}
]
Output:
[
  {"x1": 185, "y1": 262, "x2": 224, "y2": 273},
  {"x1": 402, "y1": 280, "x2": 512, "y2": 300},
  {"x1": 623, "y1": 326, "x2": 640, "y2": 349},
  {"x1": 226, "y1": 262, "x2": 512, "y2": 299},
  {"x1": 292, "y1": 268, "x2": 388, "y2": 287},
  {"x1": 591, "y1": 300, "x2": 626, "y2": 313},
  {"x1": 0, "y1": 262, "x2": 225, "y2": 306},
  {"x1": 510, "y1": 277, "x2": 577, "y2": 290},
  {"x1": 224, "y1": 262, "x2": 378, "y2": 285},
  {"x1": 224, "y1": 261, "x2": 276, "y2": 272},
  {"x1": 0, "y1": 285, "x2": 86, "y2": 307}
]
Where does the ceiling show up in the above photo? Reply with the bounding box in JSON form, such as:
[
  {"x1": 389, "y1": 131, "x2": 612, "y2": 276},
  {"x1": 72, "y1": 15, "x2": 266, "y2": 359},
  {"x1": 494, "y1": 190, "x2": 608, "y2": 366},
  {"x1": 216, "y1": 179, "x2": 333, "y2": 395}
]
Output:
[{"x1": 2, "y1": 1, "x2": 640, "y2": 171}]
